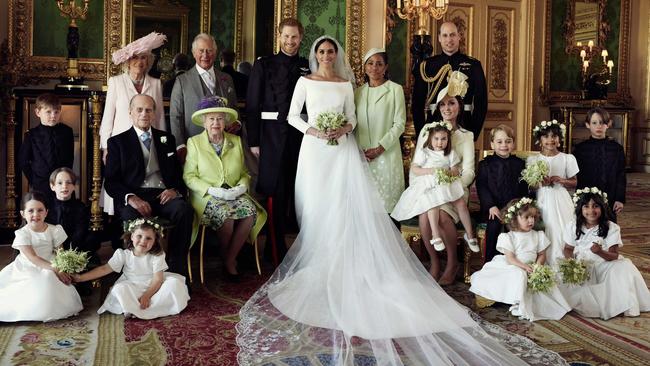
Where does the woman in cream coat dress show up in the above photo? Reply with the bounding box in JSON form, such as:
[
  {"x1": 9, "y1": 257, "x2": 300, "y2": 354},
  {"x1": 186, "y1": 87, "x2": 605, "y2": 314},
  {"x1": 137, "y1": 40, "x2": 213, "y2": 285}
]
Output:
[
  {"x1": 415, "y1": 71, "x2": 475, "y2": 284},
  {"x1": 354, "y1": 48, "x2": 405, "y2": 213},
  {"x1": 100, "y1": 33, "x2": 167, "y2": 215}
]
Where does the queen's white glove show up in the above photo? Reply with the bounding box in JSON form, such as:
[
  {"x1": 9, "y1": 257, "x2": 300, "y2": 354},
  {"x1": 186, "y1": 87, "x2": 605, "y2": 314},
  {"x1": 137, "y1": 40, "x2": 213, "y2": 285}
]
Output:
[
  {"x1": 208, "y1": 187, "x2": 229, "y2": 199},
  {"x1": 228, "y1": 184, "x2": 247, "y2": 198}
]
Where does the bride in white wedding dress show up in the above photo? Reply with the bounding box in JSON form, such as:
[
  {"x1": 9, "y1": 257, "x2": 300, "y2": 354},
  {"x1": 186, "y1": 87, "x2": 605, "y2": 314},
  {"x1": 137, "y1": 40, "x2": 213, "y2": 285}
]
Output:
[{"x1": 236, "y1": 36, "x2": 567, "y2": 366}]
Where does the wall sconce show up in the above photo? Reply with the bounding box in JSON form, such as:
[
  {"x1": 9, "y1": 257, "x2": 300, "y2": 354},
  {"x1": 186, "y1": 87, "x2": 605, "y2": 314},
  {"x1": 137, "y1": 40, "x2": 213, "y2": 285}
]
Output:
[
  {"x1": 576, "y1": 40, "x2": 614, "y2": 100},
  {"x1": 395, "y1": 0, "x2": 450, "y2": 77}
]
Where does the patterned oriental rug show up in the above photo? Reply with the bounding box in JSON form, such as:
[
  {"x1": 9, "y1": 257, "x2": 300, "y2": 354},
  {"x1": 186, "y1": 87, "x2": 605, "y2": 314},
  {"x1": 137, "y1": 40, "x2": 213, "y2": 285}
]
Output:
[
  {"x1": 0, "y1": 173, "x2": 648, "y2": 365},
  {"x1": 0, "y1": 283, "x2": 251, "y2": 366}
]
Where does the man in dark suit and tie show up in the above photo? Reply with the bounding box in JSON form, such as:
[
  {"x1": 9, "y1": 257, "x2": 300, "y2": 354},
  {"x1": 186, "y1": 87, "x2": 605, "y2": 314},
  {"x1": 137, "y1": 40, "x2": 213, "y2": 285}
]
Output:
[
  {"x1": 170, "y1": 33, "x2": 238, "y2": 163},
  {"x1": 105, "y1": 94, "x2": 193, "y2": 277}
]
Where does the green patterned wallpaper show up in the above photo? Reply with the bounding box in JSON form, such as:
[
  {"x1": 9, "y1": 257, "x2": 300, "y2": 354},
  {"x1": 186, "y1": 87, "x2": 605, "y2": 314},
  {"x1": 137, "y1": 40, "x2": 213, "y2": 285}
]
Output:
[
  {"x1": 211, "y1": 0, "x2": 236, "y2": 55},
  {"x1": 33, "y1": 0, "x2": 104, "y2": 59},
  {"x1": 298, "y1": 0, "x2": 346, "y2": 58},
  {"x1": 386, "y1": 17, "x2": 407, "y2": 86},
  {"x1": 549, "y1": 0, "x2": 620, "y2": 92}
]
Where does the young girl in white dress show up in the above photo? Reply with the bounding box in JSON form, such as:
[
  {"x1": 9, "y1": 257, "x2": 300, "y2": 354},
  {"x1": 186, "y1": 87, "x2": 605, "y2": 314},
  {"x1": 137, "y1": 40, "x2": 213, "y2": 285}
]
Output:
[
  {"x1": 0, "y1": 192, "x2": 82, "y2": 322},
  {"x1": 470, "y1": 198, "x2": 571, "y2": 321},
  {"x1": 391, "y1": 121, "x2": 479, "y2": 252},
  {"x1": 561, "y1": 189, "x2": 650, "y2": 319},
  {"x1": 527, "y1": 120, "x2": 578, "y2": 265},
  {"x1": 74, "y1": 218, "x2": 189, "y2": 319}
]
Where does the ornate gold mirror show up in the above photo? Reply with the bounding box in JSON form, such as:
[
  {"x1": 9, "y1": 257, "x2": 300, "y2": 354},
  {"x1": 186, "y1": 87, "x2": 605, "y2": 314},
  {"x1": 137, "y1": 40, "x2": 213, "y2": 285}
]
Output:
[
  {"x1": 563, "y1": 0, "x2": 609, "y2": 55},
  {"x1": 541, "y1": 0, "x2": 631, "y2": 106}
]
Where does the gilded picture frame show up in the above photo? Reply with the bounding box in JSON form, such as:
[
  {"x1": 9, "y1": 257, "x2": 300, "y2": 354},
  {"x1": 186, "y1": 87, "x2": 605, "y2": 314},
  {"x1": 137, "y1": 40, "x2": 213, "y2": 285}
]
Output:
[
  {"x1": 541, "y1": 0, "x2": 632, "y2": 106},
  {"x1": 7, "y1": 0, "x2": 106, "y2": 81},
  {"x1": 129, "y1": 1, "x2": 190, "y2": 57}
]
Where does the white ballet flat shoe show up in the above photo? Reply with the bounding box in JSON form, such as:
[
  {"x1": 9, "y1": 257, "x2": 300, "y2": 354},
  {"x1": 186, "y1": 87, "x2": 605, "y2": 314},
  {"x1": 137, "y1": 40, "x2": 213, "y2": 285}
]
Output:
[
  {"x1": 463, "y1": 233, "x2": 480, "y2": 253},
  {"x1": 430, "y1": 238, "x2": 445, "y2": 251},
  {"x1": 509, "y1": 304, "x2": 522, "y2": 317}
]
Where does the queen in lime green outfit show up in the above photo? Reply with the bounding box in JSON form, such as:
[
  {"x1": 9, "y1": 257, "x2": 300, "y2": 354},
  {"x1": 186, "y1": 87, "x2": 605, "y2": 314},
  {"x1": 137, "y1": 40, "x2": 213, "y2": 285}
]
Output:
[
  {"x1": 354, "y1": 48, "x2": 406, "y2": 213},
  {"x1": 183, "y1": 96, "x2": 266, "y2": 278}
]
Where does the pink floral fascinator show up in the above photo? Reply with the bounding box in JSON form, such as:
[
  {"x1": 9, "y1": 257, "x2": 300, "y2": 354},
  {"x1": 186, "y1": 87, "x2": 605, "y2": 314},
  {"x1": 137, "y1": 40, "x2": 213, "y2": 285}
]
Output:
[{"x1": 112, "y1": 32, "x2": 167, "y2": 65}]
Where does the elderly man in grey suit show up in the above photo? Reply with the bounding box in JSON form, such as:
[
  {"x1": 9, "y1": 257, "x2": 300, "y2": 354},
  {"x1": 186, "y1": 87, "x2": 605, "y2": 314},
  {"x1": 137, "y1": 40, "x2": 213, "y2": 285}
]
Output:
[{"x1": 170, "y1": 33, "x2": 238, "y2": 163}]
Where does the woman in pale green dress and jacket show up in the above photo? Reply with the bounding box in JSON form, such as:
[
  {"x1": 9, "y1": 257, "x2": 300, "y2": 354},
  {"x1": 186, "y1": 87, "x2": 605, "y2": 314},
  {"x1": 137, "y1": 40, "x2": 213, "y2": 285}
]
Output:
[{"x1": 354, "y1": 48, "x2": 405, "y2": 214}]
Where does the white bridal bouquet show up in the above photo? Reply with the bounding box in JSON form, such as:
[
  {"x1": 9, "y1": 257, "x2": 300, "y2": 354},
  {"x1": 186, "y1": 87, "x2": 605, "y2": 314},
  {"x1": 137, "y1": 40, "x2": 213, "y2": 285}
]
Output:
[
  {"x1": 527, "y1": 263, "x2": 556, "y2": 293},
  {"x1": 434, "y1": 168, "x2": 459, "y2": 185},
  {"x1": 51, "y1": 248, "x2": 89, "y2": 273},
  {"x1": 558, "y1": 258, "x2": 590, "y2": 285},
  {"x1": 315, "y1": 111, "x2": 346, "y2": 145},
  {"x1": 520, "y1": 160, "x2": 549, "y2": 187}
]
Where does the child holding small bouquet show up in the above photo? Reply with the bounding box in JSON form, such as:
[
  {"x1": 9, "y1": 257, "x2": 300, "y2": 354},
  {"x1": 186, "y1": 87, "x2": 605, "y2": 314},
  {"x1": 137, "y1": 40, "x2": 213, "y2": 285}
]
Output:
[
  {"x1": 561, "y1": 188, "x2": 650, "y2": 319},
  {"x1": 470, "y1": 198, "x2": 571, "y2": 321},
  {"x1": 74, "y1": 218, "x2": 190, "y2": 319},
  {"x1": 0, "y1": 192, "x2": 83, "y2": 322},
  {"x1": 526, "y1": 119, "x2": 579, "y2": 265},
  {"x1": 391, "y1": 121, "x2": 479, "y2": 254}
]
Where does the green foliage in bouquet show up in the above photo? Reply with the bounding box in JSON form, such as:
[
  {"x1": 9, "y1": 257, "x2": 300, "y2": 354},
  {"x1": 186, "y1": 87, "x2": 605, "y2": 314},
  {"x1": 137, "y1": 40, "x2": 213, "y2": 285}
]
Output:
[
  {"x1": 558, "y1": 258, "x2": 590, "y2": 285},
  {"x1": 434, "y1": 168, "x2": 459, "y2": 185},
  {"x1": 315, "y1": 111, "x2": 346, "y2": 145},
  {"x1": 527, "y1": 263, "x2": 556, "y2": 293},
  {"x1": 520, "y1": 160, "x2": 549, "y2": 187},
  {"x1": 51, "y1": 248, "x2": 89, "y2": 273}
]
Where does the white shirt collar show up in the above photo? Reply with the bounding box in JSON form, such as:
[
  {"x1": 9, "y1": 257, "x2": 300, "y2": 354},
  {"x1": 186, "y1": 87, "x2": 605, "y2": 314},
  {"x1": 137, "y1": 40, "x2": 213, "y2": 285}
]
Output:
[
  {"x1": 133, "y1": 125, "x2": 152, "y2": 138},
  {"x1": 195, "y1": 64, "x2": 215, "y2": 78}
]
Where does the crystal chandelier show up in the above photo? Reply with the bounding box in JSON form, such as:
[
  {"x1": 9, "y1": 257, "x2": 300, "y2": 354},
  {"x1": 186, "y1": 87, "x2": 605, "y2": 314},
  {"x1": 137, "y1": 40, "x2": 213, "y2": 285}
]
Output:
[{"x1": 396, "y1": 0, "x2": 450, "y2": 35}]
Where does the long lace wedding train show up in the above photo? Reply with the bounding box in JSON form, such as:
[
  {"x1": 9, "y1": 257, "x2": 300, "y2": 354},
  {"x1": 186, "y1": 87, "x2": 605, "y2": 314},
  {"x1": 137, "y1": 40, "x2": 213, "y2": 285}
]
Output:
[{"x1": 236, "y1": 77, "x2": 567, "y2": 365}]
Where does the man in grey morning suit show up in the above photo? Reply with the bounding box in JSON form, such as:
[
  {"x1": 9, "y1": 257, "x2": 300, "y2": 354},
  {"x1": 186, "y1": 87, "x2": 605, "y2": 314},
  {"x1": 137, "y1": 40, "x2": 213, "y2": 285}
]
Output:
[{"x1": 170, "y1": 33, "x2": 238, "y2": 163}]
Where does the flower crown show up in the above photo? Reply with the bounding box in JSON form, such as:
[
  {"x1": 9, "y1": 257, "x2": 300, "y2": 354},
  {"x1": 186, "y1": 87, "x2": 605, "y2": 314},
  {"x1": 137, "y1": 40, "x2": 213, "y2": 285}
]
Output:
[
  {"x1": 426, "y1": 121, "x2": 453, "y2": 132},
  {"x1": 532, "y1": 119, "x2": 566, "y2": 142},
  {"x1": 572, "y1": 187, "x2": 608, "y2": 205},
  {"x1": 126, "y1": 217, "x2": 164, "y2": 237},
  {"x1": 504, "y1": 197, "x2": 536, "y2": 224}
]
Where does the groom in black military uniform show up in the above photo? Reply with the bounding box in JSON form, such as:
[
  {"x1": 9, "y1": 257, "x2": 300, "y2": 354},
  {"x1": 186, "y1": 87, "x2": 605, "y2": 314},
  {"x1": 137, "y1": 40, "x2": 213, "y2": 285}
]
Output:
[
  {"x1": 246, "y1": 18, "x2": 310, "y2": 264},
  {"x1": 412, "y1": 21, "x2": 488, "y2": 140}
]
